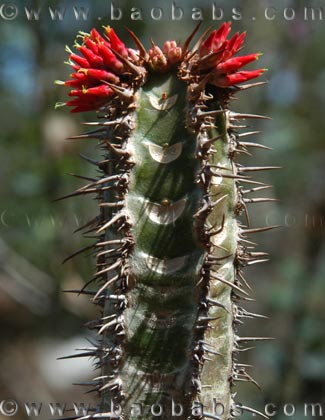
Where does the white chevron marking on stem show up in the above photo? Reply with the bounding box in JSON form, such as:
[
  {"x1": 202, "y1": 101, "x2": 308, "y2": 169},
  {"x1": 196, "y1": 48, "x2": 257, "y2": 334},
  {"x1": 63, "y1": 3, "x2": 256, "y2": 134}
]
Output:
[
  {"x1": 147, "y1": 93, "x2": 179, "y2": 110},
  {"x1": 143, "y1": 141, "x2": 183, "y2": 164},
  {"x1": 142, "y1": 252, "x2": 188, "y2": 274},
  {"x1": 144, "y1": 197, "x2": 187, "y2": 225}
]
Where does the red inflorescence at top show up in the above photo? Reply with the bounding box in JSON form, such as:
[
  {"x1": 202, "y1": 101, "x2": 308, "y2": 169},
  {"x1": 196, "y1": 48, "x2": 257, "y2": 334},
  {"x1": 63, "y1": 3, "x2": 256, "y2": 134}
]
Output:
[{"x1": 57, "y1": 23, "x2": 265, "y2": 113}]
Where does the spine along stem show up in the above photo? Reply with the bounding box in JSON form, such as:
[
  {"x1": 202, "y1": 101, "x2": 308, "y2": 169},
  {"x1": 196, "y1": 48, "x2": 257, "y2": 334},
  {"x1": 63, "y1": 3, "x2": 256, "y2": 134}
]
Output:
[{"x1": 56, "y1": 23, "x2": 273, "y2": 420}]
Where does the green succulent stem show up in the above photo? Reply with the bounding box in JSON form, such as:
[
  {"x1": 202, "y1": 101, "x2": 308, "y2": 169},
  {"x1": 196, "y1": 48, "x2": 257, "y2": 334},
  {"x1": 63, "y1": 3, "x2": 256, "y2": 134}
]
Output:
[
  {"x1": 59, "y1": 49, "x2": 271, "y2": 420},
  {"x1": 96, "y1": 72, "x2": 241, "y2": 419}
]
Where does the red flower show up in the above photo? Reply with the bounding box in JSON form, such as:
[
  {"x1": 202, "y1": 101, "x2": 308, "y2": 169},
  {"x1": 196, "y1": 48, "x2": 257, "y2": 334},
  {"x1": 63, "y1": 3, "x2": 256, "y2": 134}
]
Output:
[
  {"x1": 217, "y1": 53, "x2": 261, "y2": 73},
  {"x1": 104, "y1": 26, "x2": 129, "y2": 58},
  {"x1": 69, "y1": 85, "x2": 114, "y2": 98},
  {"x1": 199, "y1": 22, "x2": 232, "y2": 57},
  {"x1": 197, "y1": 22, "x2": 266, "y2": 87},
  {"x1": 56, "y1": 27, "x2": 141, "y2": 112},
  {"x1": 217, "y1": 69, "x2": 266, "y2": 87}
]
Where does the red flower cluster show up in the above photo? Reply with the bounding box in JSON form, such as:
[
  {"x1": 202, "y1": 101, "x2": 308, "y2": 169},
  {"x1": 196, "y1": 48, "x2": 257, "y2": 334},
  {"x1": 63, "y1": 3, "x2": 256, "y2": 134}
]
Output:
[
  {"x1": 198, "y1": 22, "x2": 266, "y2": 87},
  {"x1": 56, "y1": 27, "x2": 139, "y2": 113},
  {"x1": 57, "y1": 23, "x2": 265, "y2": 112}
]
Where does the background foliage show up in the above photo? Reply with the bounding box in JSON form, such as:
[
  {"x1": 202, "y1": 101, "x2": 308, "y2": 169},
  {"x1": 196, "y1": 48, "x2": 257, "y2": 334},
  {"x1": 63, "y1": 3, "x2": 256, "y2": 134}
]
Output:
[{"x1": 0, "y1": 0, "x2": 324, "y2": 419}]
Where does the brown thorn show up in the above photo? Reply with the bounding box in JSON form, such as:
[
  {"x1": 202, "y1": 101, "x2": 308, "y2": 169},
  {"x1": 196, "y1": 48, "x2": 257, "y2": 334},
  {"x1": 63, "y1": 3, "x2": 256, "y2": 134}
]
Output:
[
  {"x1": 182, "y1": 22, "x2": 202, "y2": 58},
  {"x1": 239, "y1": 405, "x2": 269, "y2": 419},
  {"x1": 62, "y1": 289, "x2": 95, "y2": 296},
  {"x1": 241, "y1": 185, "x2": 273, "y2": 195},
  {"x1": 235, "y1": 295, "x2": 255, "y2": 302},
  {"x1": 236, "y1": 346, "x2": 255, "y2": 352},
  {"x1": 103, "y1": 139, "x2": 130, "y2": 157},
  {"x1": 62, "y1": 244, "x2": 94, "y2": 264},
  {"x1": 249, "y1": 251, "x2": 269, "y2": 257},
  {"x1": 206, "y1": 297, "x2": 228, "y2": 312},
  {"x1": 69, "y1": 173, "x2": 97, "y2": 182},
  {"x1": 67, "y1": 134, "x2": 97, "y2": 140},
  {"x1": 233, "y1": 374, "x2": 261, "y2": 390},
  {"x1": 244, "y1": 197, "x2": 279, "y2": 204},
  {"x1": 239, "y1": 166, "x2": 281, "y2": 172},
  {"x1": 53, "y1": 190, "x2": 96, "y2": 202},
  {"x1": 102, "y1": 81, "x2": 134, "y2": 99},
  {"x1": 96, "y1": 239, "x2": 126, "y2": 247},
  {"x1": 234, "y1": 148, "x2": 252, "y2": 157},
  {"x1": 96, "y1": 212, "x2": 126, "y2": 234},
  {"x1": 237, "y1": 336, "x2": 274, "y2": 342},
  {"x1": 235, "y1": 363, "x2": 253, "y2": 368},
  {"x1": 211, "y1": 171, "x2": 250, "y2": 180},
  {"x1": 99, "y1": 201, "x2": 125, "y2": 208},
  {"x1": 237, "y1": 271, "x2": 252, "y2": 292},
  {"x1": 230, "y1": 112, "x2": 272, "y2": 121},
  {"x1": 207, "y1": 253, "x2": 234, "y2": 262},
  {"x1": 242, "y1": 225, "x2": 280, "y2": 234},
  {"x1": 110, "y1": 47, "x2": 144, "y2": 75},
  {"x1": 190, "y1": 25, "x2": 212, "y2": 55},
  {"x1": 199, "y1": 134, "x2": 223, "y2": 148},
  {"x1": 74, "y1": 216, "x2": 99, "y2": 233},
  {"x1": 95, "y1": 260, "x2": 122, "y2": 277},
  {"x1": 82, "y1": 120, "x2": 121, "y2": 127},
  {"x1": 241, "y1": 200, "x2": 251, "y2": 227},
  {"x1": 210, "y1": 273, "x2": 249, "y2": 296},
  {"x1": 198, "y1": 109, "x2": 225, "y2": 118},
  {"x1": 206, "y1": 213, "x2": 225, "y2": 235},
  {"x1": 228, "y1": 123, "x2": 248, "y2": 129},
  {"x1": 246, "y1": 258, "x2": 270, "y2": 266},
  {"x1": 79, "y1": 153, "x2": 99, "y2": 165},
  {"x1": 238, "y1": 179, "x2": 269, "y2": 186},
  {"x1": 206, "y1": 164, "x2": 231, "y2": 171},
  {"x1": 239, "y1": 141, "x2": 273, "y2": 151},
  {"x1": 80, "y1": 174, "x2": 120, "y2": 190},
  {"x1": 237, "y1": 308, "x2": 269, "y2": 320},
  {"x1": 93, "y1": 275, "x2": 120, "y2": 300},
  {"x1": 237, "y1": 131, "x2": 261, "y2": 138},
  {"x1": 239, "y1": 238, "x2": 258, "y2": 246},
  {"x1": 236, "y1": 81, "x2": 269, "y2": 91},
  {"x1": 124, "y1": 26, "x2": 148, "y2": 59},
  {"x1": 67, "y1": 128, "x2": 107, "y2": 140},
  {"x1": 57, "y1": 352, "x2": 96, "y2": 360},
  {"x1": 96, "y1": 249, "x2": 121, "y2": 259}
]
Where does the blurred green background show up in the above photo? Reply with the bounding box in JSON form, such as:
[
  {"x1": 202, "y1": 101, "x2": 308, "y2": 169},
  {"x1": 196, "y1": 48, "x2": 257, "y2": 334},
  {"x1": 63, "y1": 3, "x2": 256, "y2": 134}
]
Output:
[{"x1": 0, "y1": 0, "x2": 324, "y2": 419}]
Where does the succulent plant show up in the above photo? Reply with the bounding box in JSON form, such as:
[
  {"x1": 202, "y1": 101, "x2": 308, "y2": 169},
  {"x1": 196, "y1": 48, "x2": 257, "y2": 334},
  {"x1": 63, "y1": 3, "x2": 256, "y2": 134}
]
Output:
[{"x1": 56, "y1": 22, "x2": 276, "y2": 420}]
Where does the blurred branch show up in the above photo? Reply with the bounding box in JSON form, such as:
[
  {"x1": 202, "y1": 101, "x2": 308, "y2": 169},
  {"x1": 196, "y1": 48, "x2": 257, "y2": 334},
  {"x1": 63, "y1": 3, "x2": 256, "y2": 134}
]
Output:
[{"x1": 0, "y1": 237, "x2": 54, "y2": 315}]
